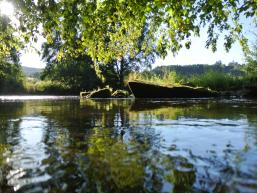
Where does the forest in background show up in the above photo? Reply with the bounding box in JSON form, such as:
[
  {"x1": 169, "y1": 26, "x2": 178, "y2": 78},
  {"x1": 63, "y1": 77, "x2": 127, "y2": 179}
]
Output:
[{"x1": 1, "y1": 58, "x2": 256, "y2": 95}]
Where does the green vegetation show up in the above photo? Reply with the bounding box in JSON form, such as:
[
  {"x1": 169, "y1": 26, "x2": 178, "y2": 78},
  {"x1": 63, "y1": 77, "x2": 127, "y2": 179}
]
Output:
[
  {"x1": 244, "y1": 42, "x2": 257, "y2": 79},
  {"x1": 183, "y1": 71, "x2": 246, "y2": 91},
  {"x1": 24, "y1": 78, "x2": 71, "y2": 94},
  {"x1": 127, "y1": 64, "x2": 256, "y2": 92},
  {"x1": 153, "y1": 61, "x2": 244, "y2": 77},
  {"x1": 127, "y1": 71, "x2": 180, "y2": 87},
  {"x1": 0, "y1": 48, "x2": 25, "y2": 94},
  {"x1": 0, "y1": 62, "x2": 24, "y2": 94},
  {"x1": 0, "y1": 1, "x2": 257, "y2": 96},
  {"x1": 11, "y1": 0, "x2": 255, "y2": 64}
]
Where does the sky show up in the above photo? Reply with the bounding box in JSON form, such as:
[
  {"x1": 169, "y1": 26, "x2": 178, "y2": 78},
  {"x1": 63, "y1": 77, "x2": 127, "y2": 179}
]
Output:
[
  {"x1": 1, "y1": 0, "x2": 256, "y2": 69},
  {"x1": 155, "y1": 35, "x2": 245, "y2": 67}
]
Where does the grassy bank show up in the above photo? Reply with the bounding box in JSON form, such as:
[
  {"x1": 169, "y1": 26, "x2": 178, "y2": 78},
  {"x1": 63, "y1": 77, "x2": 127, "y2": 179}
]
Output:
[
  {"x1": 182, "y1": 71, "x2": 251, "y2": 91},
  {"x1": 127, "y1": 70, "x2": 256, "y2": 92}
]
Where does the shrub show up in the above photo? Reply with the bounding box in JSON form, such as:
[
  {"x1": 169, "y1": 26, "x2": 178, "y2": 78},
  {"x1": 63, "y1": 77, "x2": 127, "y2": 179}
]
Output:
[
  {"x1": 24, "y1": 79, "x2": 71, "y2": 94},
  {"x1": 184, "y1": 71, "x2": 245, "y2": 91}
]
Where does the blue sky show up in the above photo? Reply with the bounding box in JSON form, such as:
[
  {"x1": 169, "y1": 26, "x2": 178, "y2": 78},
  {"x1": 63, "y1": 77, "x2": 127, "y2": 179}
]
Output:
[
  {"x1": 154, "y1": 35, "x2": 244, "y2": 67},
  {"x1": 155, "y1": 15, "x2": 256, "y2": 67}
]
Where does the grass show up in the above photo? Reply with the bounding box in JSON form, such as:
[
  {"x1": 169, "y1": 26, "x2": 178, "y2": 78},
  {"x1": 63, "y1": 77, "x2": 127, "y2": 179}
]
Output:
[
  {"x1": 183, "y1": 71, "x2": 246, "y2": 91},
  {"x1": 24, "y1": 78, "x2": 71, "y2": 94},
  {"x1": 126, "y1": 71, "x2": 181, "y2": 87},
  {"x1": 127, "y1": 70, "x2": 254, "y2": 91}
]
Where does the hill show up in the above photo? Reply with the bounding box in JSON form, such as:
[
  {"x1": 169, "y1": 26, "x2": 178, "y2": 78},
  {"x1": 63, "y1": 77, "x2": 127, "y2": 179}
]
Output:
[
  {"x1": 152, "y1": 63, "x2": 244, "y2": 77},
  {"x1": 22, "y1": 66, "x2": 43, "y2": 77}
]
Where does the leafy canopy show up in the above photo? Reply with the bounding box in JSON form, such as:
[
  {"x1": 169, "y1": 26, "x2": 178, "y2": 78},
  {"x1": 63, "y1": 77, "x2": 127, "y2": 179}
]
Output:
[{"x1": 5, "y1": 0, "x2": 257, "y2": 64}]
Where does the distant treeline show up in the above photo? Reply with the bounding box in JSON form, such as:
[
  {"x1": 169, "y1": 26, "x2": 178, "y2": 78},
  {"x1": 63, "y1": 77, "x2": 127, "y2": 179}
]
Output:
[{"x1": 152, "y1": 62, "x2": 244, "y2": 77}]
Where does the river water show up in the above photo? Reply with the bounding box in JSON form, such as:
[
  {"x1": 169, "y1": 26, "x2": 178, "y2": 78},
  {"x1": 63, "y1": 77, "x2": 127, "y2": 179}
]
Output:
[{"x1": 0, "y1": 97, "x2": 256, "y2": 193}]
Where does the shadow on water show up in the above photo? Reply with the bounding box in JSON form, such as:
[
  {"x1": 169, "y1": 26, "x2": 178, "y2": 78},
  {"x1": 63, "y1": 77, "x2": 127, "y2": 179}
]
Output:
[{"x1": 0, "y1": 98, "x2": 256, "y2": 193}]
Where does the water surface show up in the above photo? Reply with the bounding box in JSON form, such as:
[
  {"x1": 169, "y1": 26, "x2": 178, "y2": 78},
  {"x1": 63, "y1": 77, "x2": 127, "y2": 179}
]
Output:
[{"x1": 0, "y1": 97, "x2": 257, "y2": 193}]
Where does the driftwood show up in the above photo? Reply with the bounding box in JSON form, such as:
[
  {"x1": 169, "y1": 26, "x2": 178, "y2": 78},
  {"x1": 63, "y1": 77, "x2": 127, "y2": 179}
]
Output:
[
  {"x1": 111, "y1": 90, "x2": 129, "y2": 98},
  {"x1": 82, "y1": 88, "x2": 112, "y2": 98},
  {"x1": 81, "y1": 88, "x2": 130, "y2": 98}
]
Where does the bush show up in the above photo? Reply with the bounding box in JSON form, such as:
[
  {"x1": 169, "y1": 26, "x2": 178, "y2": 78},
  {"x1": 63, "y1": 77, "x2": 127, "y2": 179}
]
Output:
[
  {"x1": 24, "y1": 78, "x2": 71, "y2": 94},
  {"x1": 0, "y1": 62, "x2": 25, "y2": 94},
  {"x1": 184, "y1": 71, "x2": 245, "y2": 91}
]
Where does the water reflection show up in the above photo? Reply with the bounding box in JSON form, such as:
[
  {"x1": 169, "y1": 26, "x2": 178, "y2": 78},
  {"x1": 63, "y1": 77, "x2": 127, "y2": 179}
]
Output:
[{"x1": 0, "y1": 98, "x2": 256, "y2": 193}]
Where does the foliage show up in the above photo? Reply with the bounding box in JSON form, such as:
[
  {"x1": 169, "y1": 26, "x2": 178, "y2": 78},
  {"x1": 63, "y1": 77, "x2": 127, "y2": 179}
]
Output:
[
  {"x1": 153, "y1": 62, "x2": 244, "y2": 77},
  {"x1": 0, "y1": 14, "x2": 25, "y2": 94},
  {"x1": 0, "y1": 47, "x2": 24, "y2": 93},
  {"x1": 1, "y1": 0, "x2": 256, "y2": 93},
  {"x1": 127, "y1": 69, "x2": 253, "y2": 91},
  {"x1": 14, "y1": 0, "x2": 256, "y2": 65},
  {"x1": 24, "y1": 78, "x2": 71, "y2": 94},
  {"x1": 183, "y1": 71, "x2": 246, "y2": 91},
  {"x1": 41, "y1": 34, "x2": 101, "y2": 92},
  {"x1": 0, "y1": 62, "x2": 24, "y2": 93},
  {"x1": 0, "y1": 15, "x2": 23, "y2": 59},
  {"x1": 244, "y1": 42, "x2": 257, "y2": 78}
]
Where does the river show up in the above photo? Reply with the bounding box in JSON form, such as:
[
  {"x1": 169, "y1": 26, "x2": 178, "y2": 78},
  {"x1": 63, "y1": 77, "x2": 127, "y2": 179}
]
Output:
[{"x1": 0, "y1": 97, "x2": 257, "y2": 193}]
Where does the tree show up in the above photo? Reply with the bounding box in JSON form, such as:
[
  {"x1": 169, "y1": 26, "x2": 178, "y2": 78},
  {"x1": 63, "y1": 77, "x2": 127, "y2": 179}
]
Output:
[
  {"x1": 41, "y1": 33, "x2": 101, "y2": 92},
  {"x1": 15, "y1": 0, "x2": 256, "y2": 64},
  {"x1": 0, "y1": 0, "x2": 255, "y2": 76},
  {"x1": 0, "y1": 59, "x2": 24, "y2": 94},
  {"x1": 0, "y1": 6, "x2": 26, "y2": 93},
  {"x1": 0, "y1": 13, "x2": 22, "y2": 58},
  {"x1": 245, "y1": 42, "x2": 257, "y2": 78},
  {"x1": 40, "y1": 22, "x2": 156, "y2": 89}
]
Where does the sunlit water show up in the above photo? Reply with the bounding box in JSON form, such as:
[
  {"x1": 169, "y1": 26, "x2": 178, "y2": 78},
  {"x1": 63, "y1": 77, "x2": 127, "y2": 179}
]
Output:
[{"x1": 0, "y1": 97, "x2": 257, "y2": 193}]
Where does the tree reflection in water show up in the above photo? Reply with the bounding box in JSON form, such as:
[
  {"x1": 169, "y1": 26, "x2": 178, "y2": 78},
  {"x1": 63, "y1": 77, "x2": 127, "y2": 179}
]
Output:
[{"x1": 0, "y1": 98, "x2": 256, "y2": 193}]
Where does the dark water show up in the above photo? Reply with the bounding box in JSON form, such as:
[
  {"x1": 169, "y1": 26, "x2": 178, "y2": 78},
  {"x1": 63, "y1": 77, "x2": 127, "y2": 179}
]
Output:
[{"x1": 0, "y1": 97, "x2": 257, "y2": 193}]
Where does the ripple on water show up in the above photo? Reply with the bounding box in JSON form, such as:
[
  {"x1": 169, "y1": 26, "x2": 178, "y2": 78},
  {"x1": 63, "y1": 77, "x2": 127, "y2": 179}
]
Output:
[
  {"x1": 4, "y1": 116, "x2": 51, "y2": 192},
  {"x1": 0, "y1": 99, "x2": 256, "y2": 193}
]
